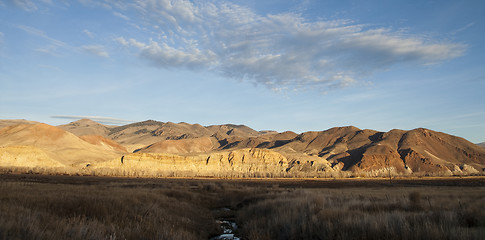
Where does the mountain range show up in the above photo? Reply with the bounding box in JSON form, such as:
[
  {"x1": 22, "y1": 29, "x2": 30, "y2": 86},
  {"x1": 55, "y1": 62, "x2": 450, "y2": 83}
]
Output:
[{"x1": 0, "y1": 118, "x2": 484, "y2": 177}]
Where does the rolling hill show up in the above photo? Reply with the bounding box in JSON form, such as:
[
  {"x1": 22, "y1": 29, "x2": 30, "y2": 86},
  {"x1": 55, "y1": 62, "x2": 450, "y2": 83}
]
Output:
[
  {"x1": 0, "y1": 123, "x2": 124, "y2": 169},
  {"x1": 1, "y1": 119, "x2": 484, "y2": 177}
]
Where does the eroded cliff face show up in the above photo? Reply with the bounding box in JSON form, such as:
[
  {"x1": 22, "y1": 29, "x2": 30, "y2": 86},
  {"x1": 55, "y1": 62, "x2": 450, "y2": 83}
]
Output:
[{"x1": 91, "y1": 148, "x2": 292, "y2": 177}]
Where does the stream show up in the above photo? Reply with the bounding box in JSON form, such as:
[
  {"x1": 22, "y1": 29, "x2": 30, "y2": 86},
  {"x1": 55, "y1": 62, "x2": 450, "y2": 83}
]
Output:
[{"x1": 210, "y1": 208, "x2": 241, "y2": 240}]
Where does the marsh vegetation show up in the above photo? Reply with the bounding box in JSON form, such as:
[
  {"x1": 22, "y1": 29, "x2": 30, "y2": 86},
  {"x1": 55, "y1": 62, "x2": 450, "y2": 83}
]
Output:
[{"x1": 0, "y1": 175, "x2": 483, "y2": 240}]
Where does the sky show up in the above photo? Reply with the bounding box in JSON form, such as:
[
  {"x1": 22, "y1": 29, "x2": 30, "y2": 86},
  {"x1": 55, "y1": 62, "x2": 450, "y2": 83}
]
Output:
[{"x1": 0, "y1": 0, "x2": 484, "y2": 143}]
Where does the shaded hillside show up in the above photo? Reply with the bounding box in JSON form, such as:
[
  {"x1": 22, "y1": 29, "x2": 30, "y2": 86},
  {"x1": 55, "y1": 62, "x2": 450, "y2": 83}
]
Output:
[
  {"x1": 108, "y1": 120, "x2": 214, "y2": 145},
  {"x1": 61, "y1": 119, "x2": 267, "y2": 148},
  {"x1": 216, "y1": 131, "x2": 298, "y2": 150},
  {"x1": 206, "y1": 124, "x2": 261, "y2": 139},
  {"x1": 478, "y1": 142, "x2": 485, "y2": 148},
  {"x1": 136, "y1": 137, "x2": 215, "y2": 154},
  {"x1": 260, "y1": 127, "x2": 485, "y2": 175},
  {"x1": 59, "y1": 119, "x2": 112, "y2": 137}
]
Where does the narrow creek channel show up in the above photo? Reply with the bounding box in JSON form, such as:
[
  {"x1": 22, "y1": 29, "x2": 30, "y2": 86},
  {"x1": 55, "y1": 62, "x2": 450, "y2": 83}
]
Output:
[{"x1": 210, "y1": 207, "x2": 241, "y2": 240}]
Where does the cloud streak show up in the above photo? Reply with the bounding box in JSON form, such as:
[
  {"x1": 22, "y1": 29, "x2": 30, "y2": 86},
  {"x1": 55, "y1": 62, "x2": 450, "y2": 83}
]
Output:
[
  {"x1": 109, "y1": 1, "x2": 467, "y2": 90},
  {"x1": 8, "y1": 0, "x2": 37, "y2": 12},
  {"x1": 83, "y1": 29, "x2": 95, "y2": 39},
  {"x1": 17, "y1": 24, "x2": 67, "y2": 47},
  {"x1": 51, "y1": 116, "x2": 133, "y2": 125},
  {"x1": 81, "y1": 45, "x2": 109, "y2": 58}
]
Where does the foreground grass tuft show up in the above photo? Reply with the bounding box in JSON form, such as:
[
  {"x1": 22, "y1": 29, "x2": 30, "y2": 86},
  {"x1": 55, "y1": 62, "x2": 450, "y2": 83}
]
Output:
[
  {"x1": 0, "y1": 180, "x2": 220, "y2": 240},
  {"x1": 237, "y1": 188, "x2": 485, "y2": 240}
]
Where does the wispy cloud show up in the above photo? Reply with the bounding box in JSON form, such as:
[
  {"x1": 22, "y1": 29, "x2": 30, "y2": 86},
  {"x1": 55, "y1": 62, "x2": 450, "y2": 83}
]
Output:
[
  {"x1": 51, "y1": 115, "x2": 133, "y2": 125},
  {"x1": 16, "y1": 24, "x2": 67, "y2": 47},
  {"x1": 111, "y1": 1, "x2": 466, "y2": 90},
  {"x1": 118, "y1": 37, "x2": 216, "y2": 69},
  {"x1": 451, "y1": 22, "x2": 475, "y2": 35},
  {"x1": 83, "y1": 29, "x2": 95, "y2": 39},
  {"x1": 34, "y1": 46, "x2": 61, "y2": 57},
  {"x1": 112, "y1": 11, "x2": 130, "y2": 20},
  {"x1": 78, "y1": 0, "x2": 111, "y2": 10},
  {"x1": 8, "y1": 0, "x2": 37, "y2": 12},
  {"x1": 81, "y1": 45, "x2": 109, "y2": 58}
]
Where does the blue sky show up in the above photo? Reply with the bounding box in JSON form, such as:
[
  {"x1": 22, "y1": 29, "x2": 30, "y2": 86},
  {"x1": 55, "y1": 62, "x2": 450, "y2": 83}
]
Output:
[{"x1": 0, "y1": 0, "x2": 484, "y2": 143}]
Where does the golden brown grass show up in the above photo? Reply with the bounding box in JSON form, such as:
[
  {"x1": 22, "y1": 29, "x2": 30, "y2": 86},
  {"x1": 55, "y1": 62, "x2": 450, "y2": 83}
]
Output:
[
  {"x1": 236, "y1": 187, "x2": 485, "y2": 240},
  {"x1": 0, "y1": 177, "x2": 221, "y2": 240},
  {"x1": 0, "y1": 174, "x2": 483, "y2": 240}
]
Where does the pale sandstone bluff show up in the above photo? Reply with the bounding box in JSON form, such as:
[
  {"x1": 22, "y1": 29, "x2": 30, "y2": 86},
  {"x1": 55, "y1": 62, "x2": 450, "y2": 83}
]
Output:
[{"x1": 90, "y1": 148, "x2": 335, "y2": 177}]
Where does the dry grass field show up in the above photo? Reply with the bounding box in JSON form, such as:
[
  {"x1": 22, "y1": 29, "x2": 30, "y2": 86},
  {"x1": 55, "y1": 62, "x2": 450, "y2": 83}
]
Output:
[{"x1": 0, "y1": 174, "x2": 483, "y2": 240}]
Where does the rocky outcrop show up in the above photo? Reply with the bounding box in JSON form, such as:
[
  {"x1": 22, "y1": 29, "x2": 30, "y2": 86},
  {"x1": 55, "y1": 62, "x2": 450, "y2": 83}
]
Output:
[
  {"x1": 92, "y1": 148, "x2": 301, "y2": 177},
  {"x1": 89, "y1": 145, "x2": 341, "y2": 178}
]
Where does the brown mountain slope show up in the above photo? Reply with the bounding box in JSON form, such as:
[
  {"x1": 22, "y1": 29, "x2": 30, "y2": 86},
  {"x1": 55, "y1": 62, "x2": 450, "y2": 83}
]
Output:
[
  {"x1": 207, "y1": 124, "x2": 261, "y2": 138},
  {"x1": 107, "y1": 120, "x2": 215, "y2": 145},
  {"x1": 272, "y1": 126, "x2": 372, "y2": 155},
  {"x1": 79, "y1": 135, "x2": 127, "y2": 153},
  {"x1": 62, "y1": 119, "x2": 266, "y2": 149},
  {"x1": 0, "y1": 119, "x2": 38, "y2": 129},
  {"x1": 396, "y1": 128, "x2": 485, "y2": 173},
  {"x1": 218, "y1": 131, "x2": 298, "y2": 150},
  {"x1": 58, "y1": 119, "x2": 112, "y2": 137},
  {"x1": 257, "y1": 127, "x2": 485, "y2": 175},
  {"x1": 151, "y1": 122, "x2": 212, "y2": 140},
  {"x1": 0, "y1": 123, "x2": 122, "y2": 166},
  {"x1": 105, "y1": 120, "x2": 165, "y2": 145},
  {"x1": 478, "y1": 142, "x2": 485, "y2": 148},
  {"x1": 136, "y1": 137, "x2": 215, "y2": 154}
]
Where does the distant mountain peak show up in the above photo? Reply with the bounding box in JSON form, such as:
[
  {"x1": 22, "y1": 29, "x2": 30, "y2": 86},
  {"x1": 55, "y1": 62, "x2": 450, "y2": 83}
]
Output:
[{"x1": 71, "y1": 118, "x2": 104, "y2": 125}]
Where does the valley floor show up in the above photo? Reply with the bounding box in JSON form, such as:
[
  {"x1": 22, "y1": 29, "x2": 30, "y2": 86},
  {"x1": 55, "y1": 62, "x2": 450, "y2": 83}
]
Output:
[{"x1": 0, "y1": 174, "x2": 484, "y2": 239}]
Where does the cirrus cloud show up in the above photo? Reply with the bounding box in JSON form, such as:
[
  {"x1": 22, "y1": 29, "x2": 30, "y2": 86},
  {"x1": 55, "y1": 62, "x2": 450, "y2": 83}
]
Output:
[
  {"x1": 81, "y1": 45, "x2": 109, "y2": 58},
  {"x1": 7, "y1": 0, "x2": 37, "y2": 12}
]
